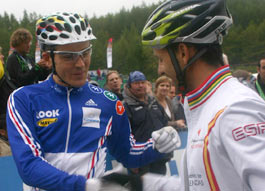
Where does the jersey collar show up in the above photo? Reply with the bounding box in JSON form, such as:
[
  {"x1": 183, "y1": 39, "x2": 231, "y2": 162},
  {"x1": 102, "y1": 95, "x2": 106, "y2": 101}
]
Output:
[
  {"x1": 186, "y1": 65, "x2": 232, "y2": 110},
  {"x1": 48, "y1": 74, "x2": 86, "y2": 94}
]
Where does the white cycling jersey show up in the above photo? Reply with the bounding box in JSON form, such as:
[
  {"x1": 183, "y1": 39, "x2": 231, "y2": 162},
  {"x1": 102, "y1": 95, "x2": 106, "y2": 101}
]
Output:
[{"x1": 143, "y1": 65, "x2": 265, "y2": 191}]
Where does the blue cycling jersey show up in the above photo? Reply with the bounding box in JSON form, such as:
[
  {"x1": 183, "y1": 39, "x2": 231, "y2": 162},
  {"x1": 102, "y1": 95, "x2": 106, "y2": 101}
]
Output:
[{"x1": 6, "y1": 75, "x2": 162, "y2": 191}]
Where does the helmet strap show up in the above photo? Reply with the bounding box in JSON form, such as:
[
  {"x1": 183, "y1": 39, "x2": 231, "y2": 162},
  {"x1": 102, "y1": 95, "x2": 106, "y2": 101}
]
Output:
[
  {"x1": 167, "y1": 45, "x2": 208, "y2": 96},
  {"x1": 167, "y1": 46, "x2": 185, "y2": 93}
]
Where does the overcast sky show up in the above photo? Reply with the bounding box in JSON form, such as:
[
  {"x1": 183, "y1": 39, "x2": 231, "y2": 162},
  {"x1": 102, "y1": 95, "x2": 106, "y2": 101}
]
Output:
[{"x1": 0, "y1": 0, "x2": 160, "y2": 20}]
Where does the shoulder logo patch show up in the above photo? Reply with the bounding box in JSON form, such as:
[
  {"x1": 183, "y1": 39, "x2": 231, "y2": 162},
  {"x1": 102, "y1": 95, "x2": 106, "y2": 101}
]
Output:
[
  {"x1": 104, "y1": 91, "x2": 117, "y2": 101},
  {"x1": 116, "y1": 100, "x2": 125, "y2": 115},
  {"x1": 89, "y1": 84, "x2": 103, "y2": 94}
]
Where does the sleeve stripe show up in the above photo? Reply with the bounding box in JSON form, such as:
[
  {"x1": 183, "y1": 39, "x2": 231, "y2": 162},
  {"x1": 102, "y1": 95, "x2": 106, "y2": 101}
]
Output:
[
  {"x1": 8, "y1": 94, "x2": 42, "y2": 158},
  {"x1": 129, "y1": 135, "x2": 154, "y2": 155}
]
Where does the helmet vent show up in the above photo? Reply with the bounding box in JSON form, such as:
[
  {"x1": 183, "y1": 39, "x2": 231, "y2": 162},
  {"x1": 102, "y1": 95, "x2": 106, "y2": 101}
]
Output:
[
  {"x1": 143, "y1": 31, "x2": 156, "y2": 41},
  {"x1": 74, "y1": 14, "x2": 80, "y2": 19},
  {"x1": 46, "y1": 26, "x2": 54, "y2": 32},
  {"x1": 55, "y1": 23, "x2": 64, "y2": 31},
  {"x1": 57, "y1": 16, "x2": 64, "y2": 21},
  {"x1": 194, "y1": 20, "x2": 224, "y2": 39},
  {"x1": 75, "y1": 25, "x2": 81, "y2": 35},
  {"x1": 49, "y1": 35, "x2": 58, "y2": 41},
  {"x1": 64, "y1": 23, "x2": 72, "y2": 33},
  {"x1": 59, "y1": 33, "x2": 69, "y2": 39},
  {"x1": 41, "y1": 33, "x2": 48, "y2": 39},
  {"x1": 80, "y1": 21, "x2": 86, "y2": 31},
  {"x1": 69, "y1": 16, "x2": 76, "y2": 23}
]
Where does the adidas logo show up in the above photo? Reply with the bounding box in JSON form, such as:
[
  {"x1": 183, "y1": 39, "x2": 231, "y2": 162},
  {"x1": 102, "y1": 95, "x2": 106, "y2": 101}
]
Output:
[{"x1": 85, "y1": 99, "x2": 97, "y2": 106}]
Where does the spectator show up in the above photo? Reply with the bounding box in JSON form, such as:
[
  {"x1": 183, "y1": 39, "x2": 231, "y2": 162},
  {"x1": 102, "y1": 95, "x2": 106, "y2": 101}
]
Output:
[
  {"x1": 255, "y1": 57, "x2": 265, "y2": 100},
  {"x1": 123, "y1": 71, "x2": 173, "y2": 175},
  {"x1": 0, "y1": 46, "x2": 12, "y2": 157},
  {"x1": 168, "y1": 84, "x2": 186, "y2": 128},
  {"x1": 6, "y1": 12, "x2": 180, "y2": 191},
  {"x1": 232, "y1": 69, "x2": 256, "y2": 90},
  {"x1": 141, "y1": 0, "x2": 265, "y2": 190},
  {"x1": 105, "y1": 70, "x2": 123, "y2": 100},
  {"x1": 6, "y1": 28, "x2": 51, "y2": 88},
  {"x1": 155, "y1": 76, "x2": 186, "y2": 129}
]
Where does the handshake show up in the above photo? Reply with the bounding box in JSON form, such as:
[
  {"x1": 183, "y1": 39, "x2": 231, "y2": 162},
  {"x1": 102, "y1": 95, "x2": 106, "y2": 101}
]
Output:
[{"x1": 85, "y1": 126, "x2": 181, "y2": 191}]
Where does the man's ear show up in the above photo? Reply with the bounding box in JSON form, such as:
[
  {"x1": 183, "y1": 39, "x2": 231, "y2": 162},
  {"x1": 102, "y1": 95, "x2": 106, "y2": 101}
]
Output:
[{"x1": 177, "y1": 43, "x2": 196, "y2": 66}]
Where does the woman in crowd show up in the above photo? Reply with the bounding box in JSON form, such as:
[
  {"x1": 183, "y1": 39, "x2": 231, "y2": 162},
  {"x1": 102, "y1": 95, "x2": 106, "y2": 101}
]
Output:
[
  {"x1": 6, "y1": 28, "x2": 51, "y2": 88},
  {"x1": 155, "y1": 76, "x2": 186, "y2": 129}
]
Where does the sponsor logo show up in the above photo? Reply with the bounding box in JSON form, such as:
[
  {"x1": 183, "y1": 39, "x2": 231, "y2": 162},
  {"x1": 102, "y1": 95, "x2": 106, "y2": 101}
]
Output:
[
  {"x1": 36, "y1": 109, "x2": 59, "y2": 119},
  {"x1": 37, "y1": 118, "x2": 58, "y2": 127},
  {"x1": 103, "y1": 91, "x2": 117, "y2": 101},
  {"x1": 82, "y1": 107, "x2": 101, "y2": 128},
  {"x1": 85, "y1": 99, "x2": 97, "y2": 106},
  {"x1": 89, "y1": 84, "x2": 103, "y2": 94},
  {"x1": 232, "y1": 122, "x2": 265, "y2": 141},
  {"x1": 116, "y1": 100, "x2": 125, "y2": 115}
]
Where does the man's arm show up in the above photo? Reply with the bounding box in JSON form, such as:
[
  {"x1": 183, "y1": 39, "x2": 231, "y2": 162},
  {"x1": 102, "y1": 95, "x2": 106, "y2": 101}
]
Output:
[
  {"x1": 219, "y1": 100, "x2": 265, "y2": 191},
  {"x1": 7, "y1": 90, "x2": 86, "y2": 191}
]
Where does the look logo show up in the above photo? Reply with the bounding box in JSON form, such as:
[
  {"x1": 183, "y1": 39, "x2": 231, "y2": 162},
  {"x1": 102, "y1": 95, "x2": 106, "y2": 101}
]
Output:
[{"x1": 116, "y1": 100, "x2": 125, "y2": 115}]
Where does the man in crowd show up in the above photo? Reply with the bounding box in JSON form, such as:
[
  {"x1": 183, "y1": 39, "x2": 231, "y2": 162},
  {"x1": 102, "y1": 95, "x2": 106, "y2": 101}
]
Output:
[
  {"x1": 6, "y1": 12, "x2": 180, "y2": 191},
  {"x1": 255, "y1": 57, "x2": 265, "y2": 100},
  {"x1": 105, "y1": 70, "x2": 124, "y2": 100},
  {"x1": 140, "y1": 0, "x2": 265, "y2": 190},
  {"x1": 123, "y1": 71, "x2": 176, "y2": 175}
]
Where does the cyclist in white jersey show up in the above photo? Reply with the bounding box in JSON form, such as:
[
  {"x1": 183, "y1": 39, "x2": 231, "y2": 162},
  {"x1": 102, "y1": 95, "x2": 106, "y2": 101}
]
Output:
[{"x1": 140, "y1": 0, "x2": 265, "y2": 190}]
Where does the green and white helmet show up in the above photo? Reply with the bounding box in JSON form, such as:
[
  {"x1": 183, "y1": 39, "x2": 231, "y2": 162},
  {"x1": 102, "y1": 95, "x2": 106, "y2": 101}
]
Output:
[
  {"x1": 141, "y1": 0, "x2": 233, "y2": 49},
  {"x1": 36, "y1": 12, "x2": 96, "y2": 48}
]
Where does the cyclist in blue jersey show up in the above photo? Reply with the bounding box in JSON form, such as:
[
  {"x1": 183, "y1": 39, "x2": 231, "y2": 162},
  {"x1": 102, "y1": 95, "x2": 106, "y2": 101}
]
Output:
[{"x1": 6, "y1": 12, "x2": 181, "y2": 191}]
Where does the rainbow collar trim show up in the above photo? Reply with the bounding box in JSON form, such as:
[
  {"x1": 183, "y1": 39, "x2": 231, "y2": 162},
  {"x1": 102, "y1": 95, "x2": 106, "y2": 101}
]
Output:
[{"x1": 186, "y1": 65, "x2": 232, "y2": 110}]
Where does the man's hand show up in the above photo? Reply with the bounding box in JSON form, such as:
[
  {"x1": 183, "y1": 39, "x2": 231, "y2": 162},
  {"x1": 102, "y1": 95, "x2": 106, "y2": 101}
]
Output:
[{"x1": 152, "y1": 126, "x2": 181, "y2": 153}]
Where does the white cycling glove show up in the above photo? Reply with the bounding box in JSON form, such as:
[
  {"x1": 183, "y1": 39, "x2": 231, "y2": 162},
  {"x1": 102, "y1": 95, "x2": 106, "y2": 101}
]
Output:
[{"x1": 152, "y1": 126, "x2": 181, "y2": 153}]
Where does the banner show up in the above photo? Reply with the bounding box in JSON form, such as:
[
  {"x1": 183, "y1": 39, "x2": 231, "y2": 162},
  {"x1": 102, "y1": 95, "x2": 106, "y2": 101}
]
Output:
[{"x1": 106, "y1": 38, "x2": 113, "y2": 68}]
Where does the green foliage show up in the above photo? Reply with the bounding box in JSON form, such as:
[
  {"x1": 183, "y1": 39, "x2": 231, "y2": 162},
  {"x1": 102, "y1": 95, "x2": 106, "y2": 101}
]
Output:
[{"x1": 0, "y1": 0, "x2": 264, "y2": 79}]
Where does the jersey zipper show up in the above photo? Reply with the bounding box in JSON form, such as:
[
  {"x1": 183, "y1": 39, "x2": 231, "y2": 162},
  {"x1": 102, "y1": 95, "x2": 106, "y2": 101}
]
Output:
[{"x1": 65, "y1": 88, "x2": 73, "y2": 153}]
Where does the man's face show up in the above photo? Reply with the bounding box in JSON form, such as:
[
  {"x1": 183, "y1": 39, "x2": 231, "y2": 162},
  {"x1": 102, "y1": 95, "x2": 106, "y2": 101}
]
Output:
[
  {"x1": 129, "y1": 81, "x2": 147, "y2": 99},
  {"x1": 53, "y1": 41, "x2": 91, "y2": 87},
  {"x1": 107, "y1": 72, "x2": 122, "y2": 93},
  {"x1": 258, "y1": 59, "x2": 265, "y2": 83},
  {"x1": 153, "y1": 49, "x2": 177, "y2": 85}
]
